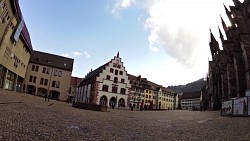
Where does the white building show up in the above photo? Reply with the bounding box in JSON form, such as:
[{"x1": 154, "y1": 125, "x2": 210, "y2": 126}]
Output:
[
  {"x1": 181, "y1": 91, "x2": 201, "y2": 110},
  {"x1": 75, "y1": 52, "x2": 131, "y2": 108}
]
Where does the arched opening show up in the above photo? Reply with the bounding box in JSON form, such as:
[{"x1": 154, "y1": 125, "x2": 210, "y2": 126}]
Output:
[
  {"x1": 118, "y1": 98, "x2": 125, "y2": 107},
  {"x1": 27, "y1": 85, "x2": 36, "y2": 95},
  {"x1": 109, "y1": 97, "x2": 116, "y2": 108},
  {"x1": 99, "y1": 95, "x2": 108, "y2": 106},
  {"x1": 37, "y1": 88, "x2": 48, "y2": 97},
  {"x1": 50, "y1": 90, "x2": 60, "y2": 100}
]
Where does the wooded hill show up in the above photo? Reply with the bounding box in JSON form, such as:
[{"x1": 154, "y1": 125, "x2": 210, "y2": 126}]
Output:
[{"x1": 168, "y1": 78, "x2": 206, "y2": 93}]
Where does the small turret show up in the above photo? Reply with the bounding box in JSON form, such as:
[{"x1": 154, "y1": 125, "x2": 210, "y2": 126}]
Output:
[
  {"x1": 209, "y1": 29, "x2": 220, "y2": 56},
  {"x1": 232, "y1": 0, "x2": 241, "y2": 7}
]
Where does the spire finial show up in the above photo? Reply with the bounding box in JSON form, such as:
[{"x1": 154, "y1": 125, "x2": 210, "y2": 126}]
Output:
[
  {"x1": 220, "y1": 15, "x2": 227, "y2": 32},
  {"x1": 218, "y1": 26, "x2": 223, "y2": 39},
  {"x1": 223, "y1": 3, "x2": 230, "y2": 13},
  {"x1": 210, "y1": 28, "x2": 215, "y2": 42},
  {"x1": 117, "y1": 51, "x2": 119, "y2": 58}
]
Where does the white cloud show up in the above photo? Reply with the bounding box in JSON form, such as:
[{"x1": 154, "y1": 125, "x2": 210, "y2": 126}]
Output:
[
  {"x1": 111, "y1": 0, "x2": 135, "y2": 16},
  {"x1": 144, "y1": 0, "x2": 235, "y2": 67},
  {"x1": 83, "y1": 51, "x2": 91, "y2": 58},
  {"x1": 71, "y1": 51, "x2": 82, "y2": 56},
  {"x1": 62, "y1": 51, "x2": 90, "y2": 59},
  {"x1": 62, "y1": 53, "x2": 69, "y2": 57}
]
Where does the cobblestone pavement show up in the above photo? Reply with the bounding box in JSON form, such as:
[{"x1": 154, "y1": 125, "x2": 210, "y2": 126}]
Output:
[{"x1": 1, "y1": 89, "x2": 250, "y2": 141}]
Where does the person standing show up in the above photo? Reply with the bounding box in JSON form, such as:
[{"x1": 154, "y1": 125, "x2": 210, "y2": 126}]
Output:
[
  {"x1": 45, "y1": 94, "x2": 47, "y2": 101},
  {"x1": 48, "y1": 94, "x2": 50, "y2": 102}
]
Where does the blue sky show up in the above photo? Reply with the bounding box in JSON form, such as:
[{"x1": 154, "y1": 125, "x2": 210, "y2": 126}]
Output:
[{"x1": 19, "y1": 0, "x2": 237, "y2": 86}]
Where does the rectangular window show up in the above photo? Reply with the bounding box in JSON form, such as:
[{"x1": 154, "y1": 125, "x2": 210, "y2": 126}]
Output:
[
  {"x1": 35, "y1": 66, "x2": 39, "y2": 72},
  {"x1": 52, "y1": 81, "x2": 55, "y2": 87},
  {"x1": 40, "y1": 78, "x2": 44, "y2": 85},
  {"x1": 29, "y1": 76, "x2": 33, "y2": 82},
  {"x1": 58, "y1": 71, "x2": 62, "y2": 77},
  {"x1": 44, "y1": 79, "x2": 48, "y2": 86},
  {"x1": 119, "y1": 71, "x2": 123, "y2": 75},
  {"x1": 115, "y1": 70, "x2": 118, "y2": 75},
  {"x1": 46, "y1": 68, "x2": 51, "y2": 74},
  {"x1": 112, "y1": 86, "x2": 117, "y2": 93},
  {"x1": 102, "y1": 85, "x2": 109, "y2": 92},
  {"x1": 146, "y1": 95, "x2": 148, "y2": 98},
  {"x1": 33, "y1": 76, "x2": 36, "y2": 83},
  {"x1": 106, "y1": 75, "x2": 110, "y2": 80},
  {"x1": 121, "y1": 78, "x2": 124, "y2": 83},
  {"x1": 31, "y1": 65, "x2": 35, "y2": 71},
  {"x1": 110, "y1": 68, "x2": 114, "y2": 73},
  {"x1": 52, "y1": 81, "x2": 60, "y2": 88},
  {"x1": 55, "y1": 81, "x2": 60, "y2": 88},
  {"x1": 114, "y1": 77, "x2": 118, "y2": 83},
  {"x1": 120, "y1": 88, "x2": 126, "y2": 94},
  {"x1": 54, "y1": 70, "x2": 58, "y2": 76},
  {"x1": 42, "y1": 67, "x2": 46, "y2": 73}
]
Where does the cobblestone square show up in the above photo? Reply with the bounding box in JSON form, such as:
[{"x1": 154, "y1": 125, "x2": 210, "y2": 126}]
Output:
[{"x1": 0, "y1": 89, "x2": 250, "y2": 141}]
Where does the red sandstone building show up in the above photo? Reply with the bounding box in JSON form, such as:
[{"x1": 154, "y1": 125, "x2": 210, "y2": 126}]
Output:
[{"x1": 207, "y1": 0, "x2": 250, "y2": 110}]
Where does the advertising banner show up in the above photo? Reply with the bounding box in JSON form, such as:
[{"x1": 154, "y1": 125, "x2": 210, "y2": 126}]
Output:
[
  {"x1": 233, "y1": 97, "x2": 247, "y2": 116},
  {"x1": 221, "y1": 100, "x2": 233, "y2": 115}
]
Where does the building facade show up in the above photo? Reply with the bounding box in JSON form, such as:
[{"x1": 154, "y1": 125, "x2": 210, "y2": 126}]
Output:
[
  {"x1": 207, "y1": 0, "x2": 250, "y2": 110},
  {"x1": 75, "y1": 52, "x2": 131, "y2": 108},
  {"x1": 128, "y1": 74, "x2": 145, "y2": 108},
  {"x1": 144, "y1": 81, "x2": 175, "y2": 110},
  {"x1": 23, "y1": 51, "x2": 74, "y2": 101},
  {"x1": 181, "y1": 91, "x2": 201, "y2": 110},
  {"x1": 67, "y1": 76, "x2": 82, "y2": 102},
  {"x1": 0, "y1": 0, "x2": 33, "y2": 92}
]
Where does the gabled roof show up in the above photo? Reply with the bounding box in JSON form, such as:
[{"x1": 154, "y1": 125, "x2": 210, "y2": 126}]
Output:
[
  {"x1": 29, "y1": 50, "x2": 74, "y2": 71},
  {"x1": 84, "y1": 63, "x2": 108, "y2": 80}
]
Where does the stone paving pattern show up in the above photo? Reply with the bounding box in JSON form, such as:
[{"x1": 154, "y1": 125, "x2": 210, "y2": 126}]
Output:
[{"x1": 1, "y1": 89, "x2": 250, "y2": 141}]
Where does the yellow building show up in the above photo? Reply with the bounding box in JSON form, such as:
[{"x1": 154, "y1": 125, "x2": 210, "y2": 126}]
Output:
[
  {"x1": 164, "y1": 88, "x2": 175, "y2": 110},
  {"x1": 0, "y1": 0, "x2": 33, "y2": 92},
  {"x1": 144, "y1": 89, "x2": 153, "y2": 108},
  {"x1": 23, "y1": 51, "x2": 74, "y2": 101},
  {"x1": 127, "y1": 75, "x2": 176, "y2": 110}
]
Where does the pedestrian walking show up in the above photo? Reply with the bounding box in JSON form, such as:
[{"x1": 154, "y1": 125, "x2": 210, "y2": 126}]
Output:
[
  {"x1": 45, "y1": 94, "x2": 47, "y2": 101},
  {"x1": 48, "y1": 94, "x2": 50, "y2": 102}
]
